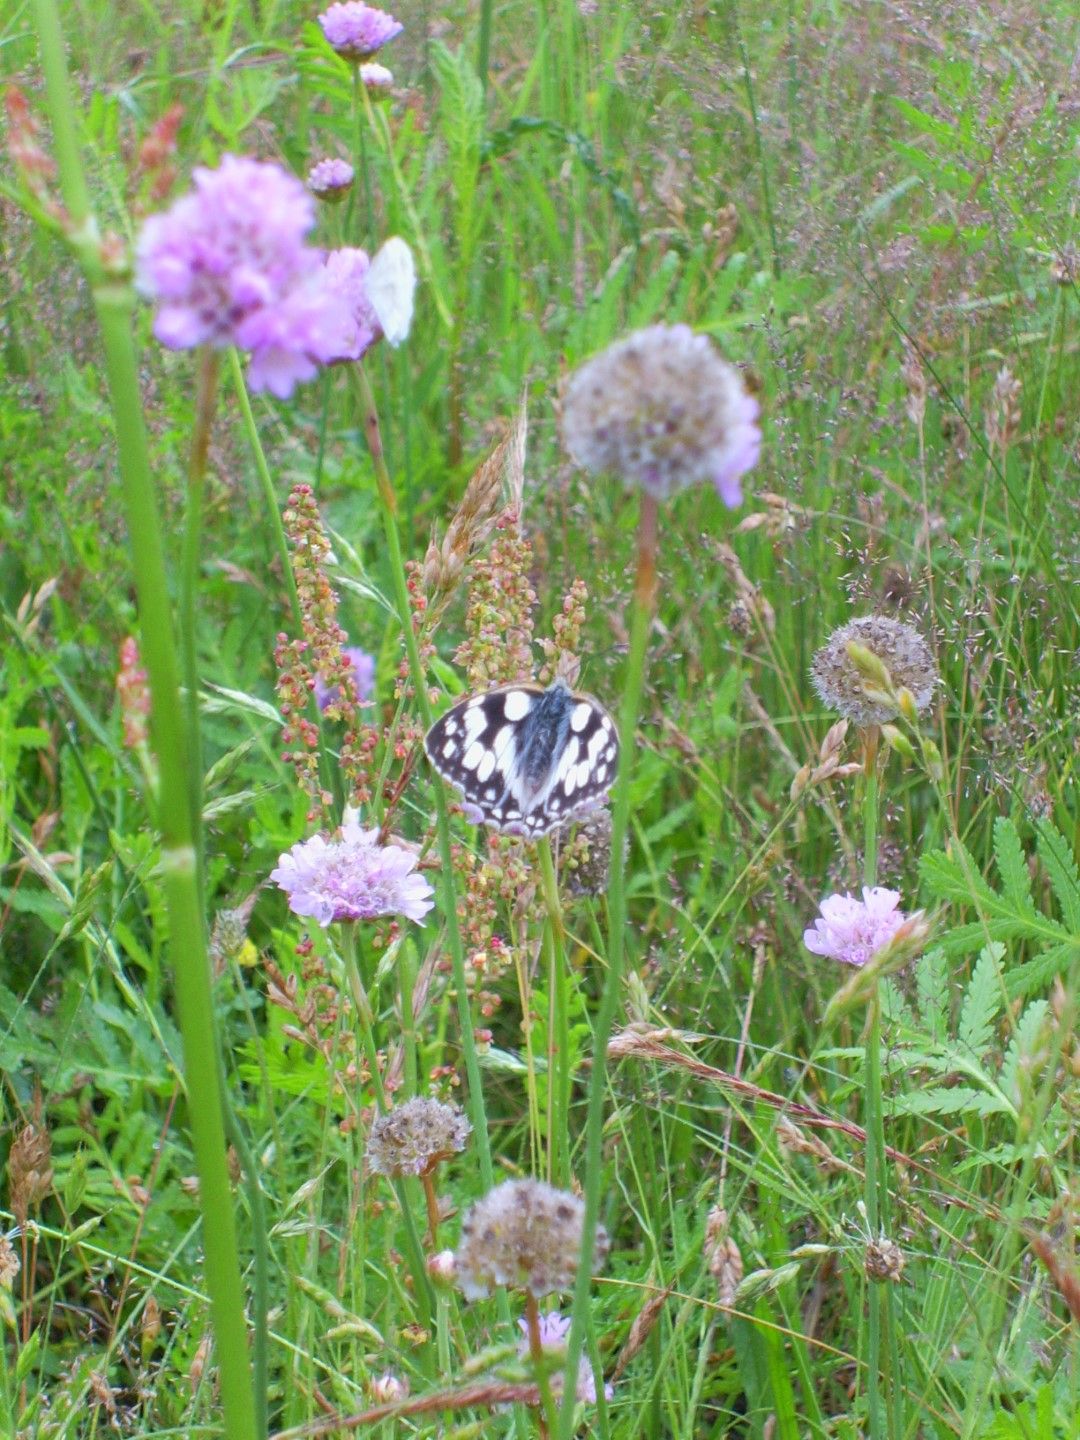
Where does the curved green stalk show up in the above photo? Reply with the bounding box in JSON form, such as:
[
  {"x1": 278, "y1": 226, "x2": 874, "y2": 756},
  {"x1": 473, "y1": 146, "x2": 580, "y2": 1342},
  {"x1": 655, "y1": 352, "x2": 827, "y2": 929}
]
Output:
[
  {"x1": 537, "y1": 838, "x2": 570, "y2": 1187},
  {"x1": 30, "y1": 4, "x2": 257, "y2": 1435}
]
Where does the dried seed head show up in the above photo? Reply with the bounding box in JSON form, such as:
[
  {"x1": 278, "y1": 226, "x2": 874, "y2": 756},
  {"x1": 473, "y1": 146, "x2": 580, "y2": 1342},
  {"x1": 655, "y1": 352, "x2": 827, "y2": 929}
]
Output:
[
  {"x1": 0, "y1": 1236, "x2": 20, "y2": 1289},
  {"x1": 456, "y1": 1179, "x2": 609, "y2": 1299},
  {"x1": 705, "y1": 1206, "x2": 744, "y2": 1308},
  {"x1": 561, "y1": 808, "x2": 625, "y2": 897},
  {"x1": 8, "y1": 1123, "x2": 53, "y2": 1226},
  {"x1": 367, "y1": 1098, "x2": 471, "y2": 1178},
  {"x1": 810, "y1": 616, "x2": 936, "y2": 727},
  {"x1": 864, "y1": 1236, "x2": 905, "y2": 1283},
  {"x1": 562, "y1": 324, "x2": 761, "y2": 506}
]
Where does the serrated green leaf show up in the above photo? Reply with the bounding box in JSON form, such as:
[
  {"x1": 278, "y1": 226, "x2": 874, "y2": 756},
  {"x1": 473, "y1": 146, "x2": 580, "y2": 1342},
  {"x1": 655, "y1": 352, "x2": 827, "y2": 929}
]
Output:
[
  {"x1": 1005, "y1": 942, "x2": 1080, "y2": 998},
  {"x1": 1000, "y1": 1000, "x2": 1049, "y2": 1104},
  {"x1": 993, "y1": 817, "x2": 1035, "y2": 912},
  {"x1": 891, "y1": 1084, "x2": 1010, "y2": 1118},
  {"x1": 915, "y1": 945, "x2": 950, "y2": 1044},
  {"x1": 958, "y1": 943, "x2": 1005, "y2": 1059},
  {"x1": 1035, "y1": 820, "x2": 1080, "y2": 931},
  {"x1": 920, "y1": 840, "x2": 997, "y2": 908}
]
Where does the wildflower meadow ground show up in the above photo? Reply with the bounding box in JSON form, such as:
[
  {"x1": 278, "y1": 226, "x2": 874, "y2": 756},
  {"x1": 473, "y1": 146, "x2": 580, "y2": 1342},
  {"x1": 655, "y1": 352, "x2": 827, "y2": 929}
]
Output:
[{"x1": 1, "y1": 2, "x2": 1078, "y2": 1438}]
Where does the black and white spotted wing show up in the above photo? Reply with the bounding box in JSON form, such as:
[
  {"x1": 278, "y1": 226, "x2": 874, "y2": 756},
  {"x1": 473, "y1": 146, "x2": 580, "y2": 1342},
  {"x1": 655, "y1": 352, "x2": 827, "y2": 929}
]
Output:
[{"x1": 423, "y1": 677, "x2": 619, "y2": 838}]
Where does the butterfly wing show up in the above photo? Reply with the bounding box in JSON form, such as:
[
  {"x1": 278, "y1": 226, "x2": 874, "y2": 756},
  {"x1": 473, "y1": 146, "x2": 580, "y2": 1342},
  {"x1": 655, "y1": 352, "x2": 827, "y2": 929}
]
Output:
[
  {"x1": 424, "y1": 685, "x2": 545, "y2": 831},
  {"x1": 366, "y1": 237, "x2": 416, "y2": 346},
  {"x1": 424, "y1": 682, "x2": 619, "y2": 837}
]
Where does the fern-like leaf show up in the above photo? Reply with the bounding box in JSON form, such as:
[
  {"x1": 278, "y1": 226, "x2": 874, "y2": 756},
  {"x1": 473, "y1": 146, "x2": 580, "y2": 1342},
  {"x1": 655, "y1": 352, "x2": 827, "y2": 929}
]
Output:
[
  {"x1": 1036, "y1": 820, "x2": 1080, "y2": 931},
  {"x1": 993, "y1": 817, "x2": 1035, "y2": 913},
  {"x1": 958, "y1": 942, "x2": 1004, "y2": 1060}
]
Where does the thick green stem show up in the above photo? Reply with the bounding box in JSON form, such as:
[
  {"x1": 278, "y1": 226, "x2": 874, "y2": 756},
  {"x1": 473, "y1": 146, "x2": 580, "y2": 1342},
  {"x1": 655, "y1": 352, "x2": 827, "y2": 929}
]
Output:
[
  {"x1": 31, "y1": 6, "x2": 257, "y2": 1434},
  {"x1": 558, "y1": 493, "x2": 657, "y2": 1439}
]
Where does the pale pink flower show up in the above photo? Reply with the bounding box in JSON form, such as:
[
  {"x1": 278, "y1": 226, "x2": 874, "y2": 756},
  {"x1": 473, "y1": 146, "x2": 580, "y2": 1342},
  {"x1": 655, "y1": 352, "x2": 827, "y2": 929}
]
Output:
[
  {"x1": 270, "y1": 811, "x2": 434, "y2": 925},
  {"x1": 803, "y1": 887, "x2": 910, "y2": 967},
  {"x1": 517, "y1": 1310, "x2": 614, "y2": 1404}
]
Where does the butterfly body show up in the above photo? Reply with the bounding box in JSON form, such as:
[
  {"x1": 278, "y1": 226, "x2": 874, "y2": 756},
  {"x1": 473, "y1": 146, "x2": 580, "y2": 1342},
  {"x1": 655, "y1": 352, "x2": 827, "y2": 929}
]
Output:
[{"x1": 424, "y1": 677, "x2": 619, "y2": 837}]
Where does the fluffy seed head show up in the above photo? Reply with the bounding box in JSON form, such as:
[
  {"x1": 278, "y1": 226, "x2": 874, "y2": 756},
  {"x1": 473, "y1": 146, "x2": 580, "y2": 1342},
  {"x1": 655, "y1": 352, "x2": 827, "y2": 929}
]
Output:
[
  {"x1": 367, "y1": 1098, "x2": 471, "y2": 1178},
  {"x1": 562, "y1": 323, "x2": 761, "y2": 506},
  {"x1": 456, "y1": 1179, "x2": 609, "y2": 1299},
  {"x1": 810, "y1": 616, "x2": 937, "y2": 726},
  {"x1": 864, "y1": 1236, "x2": 906, "y2": 1283}
]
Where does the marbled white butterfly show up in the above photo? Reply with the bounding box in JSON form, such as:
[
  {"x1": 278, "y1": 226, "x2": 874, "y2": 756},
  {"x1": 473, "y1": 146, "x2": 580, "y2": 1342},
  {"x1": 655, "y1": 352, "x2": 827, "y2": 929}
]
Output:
[{"x1": 424, "y1": 677, "x2": 619, "y2": 837}]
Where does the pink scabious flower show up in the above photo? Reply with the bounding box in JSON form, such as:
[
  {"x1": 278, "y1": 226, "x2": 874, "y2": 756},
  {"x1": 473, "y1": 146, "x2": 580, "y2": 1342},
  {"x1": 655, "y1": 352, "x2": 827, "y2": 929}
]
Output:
[
  {"x1": 803, "y1": 887, "x2": 910, "y2": 967},
  {"x1": 314, "y1": 646, "x2": 375, "y2": 710},
  {"x1": 517, "y1": 1311, "x2": 614, "y2": 1404},
  {"x1": 135, "y1": 154, "x2": 351, "y2": 397},
  {"x1": 307, "y1": 156, "x2": 354, "y2": 200},
  {"x1": 562, "y1": 323, "x2": 762, "y2": 507},
  {"x1": 270, "y1": 810, "x2": 434, "y2": 925},
  {"x1": 318, "y1": 1, "x2": 402, "y2": 59}
]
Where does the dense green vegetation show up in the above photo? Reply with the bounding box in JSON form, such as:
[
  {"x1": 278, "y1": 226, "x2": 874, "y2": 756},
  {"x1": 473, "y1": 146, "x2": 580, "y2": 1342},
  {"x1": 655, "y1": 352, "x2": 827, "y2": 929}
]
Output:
[{"x1": 1, "y1": 0, "x2": 1078, "y2": 1436}]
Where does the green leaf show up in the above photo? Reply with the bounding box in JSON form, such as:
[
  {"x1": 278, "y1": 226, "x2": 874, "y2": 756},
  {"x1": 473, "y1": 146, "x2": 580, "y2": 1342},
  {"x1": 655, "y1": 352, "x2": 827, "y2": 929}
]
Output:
[
  {"x1": 915, "y1": 945, "x2": 950, "y2": 1045},
  {"x1": 993, "y1": 817, "x2": 1035, "y2": 912},
  {"x1": 1000, "y1": 1000, "x2": 1049, "y2": 1104},
  {"x1": 958, "y1": 943, "x2": 1005, "y2": 1060},
  {"x1": 891, "y1": 1084, "x2": 1011, "y2": 1118},
  {"x1": 1035, "y1": 820, "x2": 1080, "y2": 931}
]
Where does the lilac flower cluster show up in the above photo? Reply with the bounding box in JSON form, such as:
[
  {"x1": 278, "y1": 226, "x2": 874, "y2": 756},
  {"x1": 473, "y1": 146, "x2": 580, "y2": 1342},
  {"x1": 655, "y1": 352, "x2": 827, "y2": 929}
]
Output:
[
  {"x1": 517, "y1": 1311, "x2": 614, "y2": 1404},
  {"x1": 318, "y1": 2, "x2": 402, "y2": 59},
  {"x1": 307, "y1": 156, "x2": 354, "y2": 201},
  {"x1": 270, "y1": 811, "x2": 434, "y2": 925},
  {"x1": 136, "y1": 155, "x2": 416, "y2": 394},
  {"x1": 313, "y1": 646, "x2": 375, "y2": 710},
  {"x1": 136, "y1": 155, "x2": 349, "y2": 397},
  {"x1": 803, "y1": 887, "x2": 910, "y2": 967}
]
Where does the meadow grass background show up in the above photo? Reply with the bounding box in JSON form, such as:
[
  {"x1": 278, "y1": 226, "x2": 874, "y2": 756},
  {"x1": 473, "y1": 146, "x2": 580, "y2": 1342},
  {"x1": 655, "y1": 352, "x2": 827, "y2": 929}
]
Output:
[{"x1": 1, "y1": 0, "x2": 1079, "y2": 1435}]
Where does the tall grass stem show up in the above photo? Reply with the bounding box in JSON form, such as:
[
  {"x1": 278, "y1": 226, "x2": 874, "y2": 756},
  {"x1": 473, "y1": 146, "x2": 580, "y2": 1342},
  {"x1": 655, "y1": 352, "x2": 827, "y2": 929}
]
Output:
[{"x1": 31, "y1": 4, "x2": 258, "y2": 1433}]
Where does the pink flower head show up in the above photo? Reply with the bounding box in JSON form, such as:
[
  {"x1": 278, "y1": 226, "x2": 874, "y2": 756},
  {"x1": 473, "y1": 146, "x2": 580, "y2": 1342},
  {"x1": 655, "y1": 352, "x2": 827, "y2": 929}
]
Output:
[
  {"x1": 318, "y1": 2, "x2": 402, "y2": 59},
  {"x1": 270, "y1": 811, "x2": 434, "y2": 926},
  {"x1": 307, "y1": 157, "x2": 354, "y2": 200},
  {"x1": 314, "y1": 646, "x2": 376, "y2": 710},
  {"x1": 803, "y1": 887, "x2": 910, "y2": 967},
  {"x1": 320, "y1": 237, "x2": 416, "y2": 361},
  {"x1": 135, "y1": 154, "x2": 351, "y2": 396},
  {"x1": 517, "y1": 1311, "x2": 614, "y2": 1404},
  {"x1": 360, "y1": 61, "x2": 394, "y2": 90}
]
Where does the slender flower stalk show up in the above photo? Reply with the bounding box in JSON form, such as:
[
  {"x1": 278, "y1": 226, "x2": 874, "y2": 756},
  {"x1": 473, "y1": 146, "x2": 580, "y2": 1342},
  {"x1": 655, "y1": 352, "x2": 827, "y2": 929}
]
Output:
[
  {"x1": 559, "y1": 495, "x2": 656, "y2": 1438},
  {"x1": 30, "y1": 4, "x2": 258, "y2": 1435},
  {"x1": 537, "y1": 838, "x2": 570, "y2": 1187}
]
